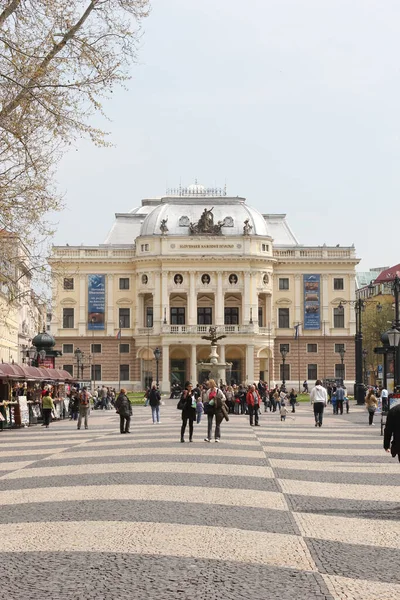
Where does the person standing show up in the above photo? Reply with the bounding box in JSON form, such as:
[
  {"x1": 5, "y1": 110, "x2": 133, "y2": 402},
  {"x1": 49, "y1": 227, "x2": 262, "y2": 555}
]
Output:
[
  {"x1": 303, "y1": 380, "x2": 309, "y2": 393},
  {"x1": 280, "y1": 402, "x2": 288, "y2": 422},
  {"x1": 246, "y1": 384, "x2": 261, "y2": 427},
  {"x1": 42, "y1": 391, "x2": 55, "y2": 428},
  {"x1": 77, "y1": 387, "x2": 90, "y2": 430},
  {"x1": 115, "y1": 388, "x2": 132, "y2": 434},
  {"x1": 381, "y1": 386, "x2": 389, "y2": 412},
  {"x1": 196, "y1": 395, "x2": 204, "y2": 424},
  {"x1": 100, "y1": 385, "x2": 108, "y2": 410},
  {"x1": 365, "y1": 388, "x2": 378, "y2": 426},
  {"x1": 180, "y1": 383, "x2": 196, "y2": 442},
  {"x1": 204, "y1": 379, "x2": 227, "y2": 442},
  {"x1": 289, "y1": 389, "x2": 297, "y2": 413},
  {"x1": 336, "y1": 384, "x2": 345, "y2": 415},
  {"x1": 149, "y1": 385, "x2": 161, "y2": 423},
  {"x1": 310, "y1": 380, "x2": 328, "y2": 427},
  {"x1": 384, "y1": 402, "x2": 400, "y2": 461}
]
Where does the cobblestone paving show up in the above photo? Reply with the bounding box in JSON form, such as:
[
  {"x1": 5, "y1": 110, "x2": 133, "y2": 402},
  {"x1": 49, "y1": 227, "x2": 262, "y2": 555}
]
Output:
[{"x1": 0, "y1": 401, "x2": 399, "y2": 599}]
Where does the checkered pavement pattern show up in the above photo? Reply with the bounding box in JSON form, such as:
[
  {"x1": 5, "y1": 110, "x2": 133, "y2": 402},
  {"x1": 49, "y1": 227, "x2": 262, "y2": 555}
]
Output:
[{"x1": 0, "y1": 399, "x2": 399, "y2": 600}]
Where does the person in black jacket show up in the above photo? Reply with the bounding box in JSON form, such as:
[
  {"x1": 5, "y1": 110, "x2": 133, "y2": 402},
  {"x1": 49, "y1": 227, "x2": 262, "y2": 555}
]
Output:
[
  {"x1": 384, "y1": 402, "x2": 400, "y2": 461},
  {"x1": 179, "y1": 384, "x2": 196, "y2": 443},
  {"x1": 149, "y1": 385, "x2": 161, "y2": 423},
  {"x1": 115, "y1": 388, "x2": 132, "y2": 434}
]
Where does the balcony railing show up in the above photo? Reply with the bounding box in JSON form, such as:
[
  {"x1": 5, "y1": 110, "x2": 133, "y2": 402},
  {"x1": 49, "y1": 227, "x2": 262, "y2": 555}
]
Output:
[{"x1": 160, "y1": 324, "x2": 255, "y2": 335}]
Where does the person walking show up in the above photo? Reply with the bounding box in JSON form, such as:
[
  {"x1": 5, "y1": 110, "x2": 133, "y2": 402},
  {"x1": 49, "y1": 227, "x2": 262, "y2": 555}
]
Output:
[
  {"x1": 196, "y1": 394, "x2": 204, "y2": 424},
  {"x1": 69, "y1": 390, "x2": 79, "y2": 421},
  {"x1": 42, "y1": 391, "x2": 55, "y2": 428},
  {"x1": 246, "y1": 384, "x2": 261, "y2": 426},
  {"x1": 180, "y1": 383, "x2": 196, "y2": 442},
  {"x1": 384, "y1": 401, "x2": 400, "y2": 461},
  {"x1": 100, "y1": 385, "x2": 108, "y2": 410},
  {"x1": 310, "y1": 379, "x2": 328, "y2": 427},
  {"x1": 77, "y1": 387, "x2": 90, "y2": 430},
  {"x1": 280, "y1": 402, "x2": 288, "y2": 422},
  {"x1": 289, "y1": 389, "x2": 297, "y2": 413},
  {"x1": 336, "y1": 384, "x2": 345, "y2": 415},
  {"x1": 149, "y1": 384, "x2": 161, "y2": 423},
  {"x1": 204, "y1": 379, "x2": 227, "y2": 443},
  {"x1": 365, "y1": 388, "x2": 378, "y2": 426},
  {"x1": 303, "y1": 380, "x2": 309, "y2": 393},
  {"x1": 115, "y1": 388, "x2": 132, "y2": 434}
]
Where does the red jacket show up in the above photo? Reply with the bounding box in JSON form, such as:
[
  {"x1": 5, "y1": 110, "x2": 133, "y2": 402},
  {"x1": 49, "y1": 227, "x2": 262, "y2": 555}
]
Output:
[{"x1": 246, "y1": 390, "x2": 261, "y2": 406}]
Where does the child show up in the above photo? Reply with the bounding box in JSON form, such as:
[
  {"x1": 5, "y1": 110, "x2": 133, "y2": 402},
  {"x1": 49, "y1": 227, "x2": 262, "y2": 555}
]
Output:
[
  {"x1": 280, "y1": 402, "x2": 288, "y2": 422},
  {"x1": 196, "y1": 397, "x2": 204, "y2": 424}
]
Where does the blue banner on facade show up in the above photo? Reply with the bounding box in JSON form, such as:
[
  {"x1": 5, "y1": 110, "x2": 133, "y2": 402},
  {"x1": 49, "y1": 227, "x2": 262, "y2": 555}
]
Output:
[
  {"x1": 88, "y1": 274, "x2": 105, "y2": 330},
  {"x1": 303, "y1": 274, "x2": 320, "y2": 330}
]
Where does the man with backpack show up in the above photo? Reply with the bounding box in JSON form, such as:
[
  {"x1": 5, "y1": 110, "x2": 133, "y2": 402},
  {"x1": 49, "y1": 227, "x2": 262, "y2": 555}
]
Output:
[
  {"x1": 336, "y1": 384, "x2": 345, "y2": 415},
  {"x1": 77, "y1": 387, "x2": 90, "y2": 430}
]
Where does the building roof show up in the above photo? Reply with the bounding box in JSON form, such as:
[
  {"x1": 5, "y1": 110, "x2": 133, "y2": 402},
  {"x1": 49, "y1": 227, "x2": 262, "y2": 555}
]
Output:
[{"x1": 374, "y1": 264, "x2": 400, "y2": 283}]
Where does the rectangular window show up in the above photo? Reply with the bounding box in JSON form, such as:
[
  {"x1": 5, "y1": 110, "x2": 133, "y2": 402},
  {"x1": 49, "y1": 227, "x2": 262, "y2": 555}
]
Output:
[
  {"x1": 258, "y1": 307, "x2": 263, "y2": 327},
  {"x1": 119, "y1": 308, "x2": 130, "y2": 329},
  {"x1": 140, "y1": 244, "x2": 149, "y2": 252},
  {"x1": 279, "y1": 278, "x2": 289, "y2": 290},
  {"x1": 62, "y1": 344, "x2": 73, "y2": 354},
  {"x1": 146, "y1": 306, "x2": 153, "y2": 328},
  {"x1": 120, "y1": 343, "x2": 130, "y2": 354},
  {"x1": 171, "y1": 307, "x2": 185, "y2": 325},
  {"x1": 308, "y1": 363, "x2": 318, "y2": 380},
  {"x1": 278, "y1": 308, "x2": 290, "y2": 328},
  {"x1": 63, "y1": 365, "x2": 73, "y2": 376},
  {"x1": 262, "y1": 244, "x2": 269, "y2": 252},
  {"x1": 334, "y1": 278, "x2": 344, "y2": 290},
  {"x1": 280, "y1": 363, "x2": 290, "y2": 381},
  {"x1": 197, "y1": 307, "x2": 212, "y2": 325},
  {"x1": 224, "y1": 307, "x2": 239, "y2": 325},
  {"x1": 335, "y1": 343, "x2": 345, "y2": 353},
  {"x1": 91, "y1": 364, "x2": 101, "y2": 381},
  {"x1": 91, "y1": 344, "x2": 102, "y2": 354},
  {"x1": 280, "y1": 343, "x2": 290, "y2": 354},
  {"x1": 333, "y1": 307, "x2": 345, "y2": 328},
  {"x1": 119, "y1": 277, "x2": 130, "y2": 290},
  {"x1": 335, "y1": 363, "x2": 345, "y2": 380},
  {"x1": 62, "y1": 308, "x2": 74, "y2": 329},
  {"x1": 307, "y1": 343, "x2": 318, "y2": 353},
  {"x1": 63, "y1": 278, "x2": 74, "y2": 290},
  {"x1": 120, "y1": 364, "x2": 129, "y2": 381}
]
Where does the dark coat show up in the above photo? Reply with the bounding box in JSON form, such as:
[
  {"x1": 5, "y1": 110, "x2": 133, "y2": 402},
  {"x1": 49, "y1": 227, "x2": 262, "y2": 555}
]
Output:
[
  {"x1": 181, "y1": 392, "x2": 196, "y2": 421},
  {"x1": 149, "y1": 388, "x2": 161, "y2": 407},
  {"x1": 115, "y1": 394, "x2": 132, "y2": 418},
  {"x1": 384, "y1": 403, "x2": 400, "y2": 459}
]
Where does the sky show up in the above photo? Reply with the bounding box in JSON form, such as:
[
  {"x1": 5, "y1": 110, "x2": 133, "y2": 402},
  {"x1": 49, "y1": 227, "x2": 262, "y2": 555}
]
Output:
[{"x1": 54, "y1": 0, "x2": 400, "y2": 270}]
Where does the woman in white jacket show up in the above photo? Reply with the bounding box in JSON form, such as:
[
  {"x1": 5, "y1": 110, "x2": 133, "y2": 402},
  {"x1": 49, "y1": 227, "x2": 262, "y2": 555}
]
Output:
[{"x1": 310, "y1": 379, "x2": 328, "y2": 427}]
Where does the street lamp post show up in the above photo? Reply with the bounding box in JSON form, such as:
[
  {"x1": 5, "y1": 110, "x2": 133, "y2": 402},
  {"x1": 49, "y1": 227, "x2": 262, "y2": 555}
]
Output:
[
  {"x1": 339, "y1": 347, "x2": 346, "y2": 385},
  {"x1": 362, "y1": 348, "x2": 368, "y2": 385},
  {"x1": 385, "y1": 327, "x2": 400, "y2": 390},
  {"x1": 74, "y1": 348, "x2": 83, "y2": 382},
  {"x1": 153, "y1": 347, "x2": 161, "y2": 388},
  {"x1": 280, "y1": 347, "x2": 288, "y2": 390},
  {"x1": 27, "y1": 346, "x2": 37, "y2": 366}
]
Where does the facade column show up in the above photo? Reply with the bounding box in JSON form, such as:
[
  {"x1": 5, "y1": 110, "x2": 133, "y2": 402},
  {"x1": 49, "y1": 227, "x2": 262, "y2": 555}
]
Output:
[
  {"x1": 246, "y1": 344, "x2": 255, "y2": 383},
  {"x1": 78, "y1": 275, "x2": 86, "y2": 335},
  {"x1": 188, "y1": 271, "x2": 196, "y2": 325},
  {"x1": 106, "y1": 274, "x2": 114, "y2": 335},
  {"x1": 218, "y1": 344, "x2": 226, "y2": 385},
  {"x1": 153, "y1": 271, "x2": 161, "y2": 334},
  {"x1": 138, "y1": 294, "x2": 144, "y2": 328},
  {"x1": 243, "y1": 272, "x2": 251, "y2": 324},
  {"x1": 216, "y1": 271, "x2": 224, "y2": 326},
  {"x1": 348, "y1": 274, "x2": 356, "y2": 335},
  {"x1": 250, "y1": 273, "x2": 258, "y2": 329},
  {"x1": 294, "y1": 274, "x2": 301, "y2": 324},
  {"x1": 322, "y1": 274, "x2": 329, "y2": 331},
  {"x1": 190, "y1": 344, "x2": 197, "y2": 383},
  {"x1": 161, "y1": 344, "x2": 170, "y2": 393},
  {"x1": 161, "y1": 271, "x2": 169, "y2": 326}
]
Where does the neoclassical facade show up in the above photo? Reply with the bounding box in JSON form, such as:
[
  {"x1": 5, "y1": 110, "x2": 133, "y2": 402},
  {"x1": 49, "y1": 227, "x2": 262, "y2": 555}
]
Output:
[{"x1": 50, "y1": 185, "x2": 359, "y2": 391}]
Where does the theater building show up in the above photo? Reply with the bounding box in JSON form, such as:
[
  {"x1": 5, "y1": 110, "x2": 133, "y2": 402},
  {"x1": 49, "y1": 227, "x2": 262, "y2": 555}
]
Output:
[{"x1": 49, "y1": 184, "x2": 359, "y2": 392}]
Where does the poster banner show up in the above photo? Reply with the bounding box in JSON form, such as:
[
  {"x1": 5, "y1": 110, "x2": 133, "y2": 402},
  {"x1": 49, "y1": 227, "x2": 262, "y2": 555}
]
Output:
[
  {"x1": 19, "y1": 396, "x2": 29, "y2": 425},
  {"x1": 88, "y1": 275, "x2": 105, "y2": 330},
  {"x1": 38, "y1": 357, "x2": 55, "y2": 369},
  {"x1": 303, "y1": 274, "x2": 321, "y2": 330}
]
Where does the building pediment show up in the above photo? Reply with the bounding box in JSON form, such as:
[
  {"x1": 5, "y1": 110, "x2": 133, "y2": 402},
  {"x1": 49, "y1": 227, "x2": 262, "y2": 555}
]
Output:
[
  {"x1": 276, "y1": 298, "x2": 292, "y2": 306},
  {"x1": 60, "y1": 297, "x2": 76, "y2": 305},
  {"x1": 116, "y1": 297, "x2": 133, "y2": 305}
]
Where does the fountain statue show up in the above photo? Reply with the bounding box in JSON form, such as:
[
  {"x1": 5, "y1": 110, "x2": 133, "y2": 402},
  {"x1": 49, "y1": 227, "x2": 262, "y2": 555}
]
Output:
[{"x1": 198, "y1": 327, "x2": 232, "y2": 385}]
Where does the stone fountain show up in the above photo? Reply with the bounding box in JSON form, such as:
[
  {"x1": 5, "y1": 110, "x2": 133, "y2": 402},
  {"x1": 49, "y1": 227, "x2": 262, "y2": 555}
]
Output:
[{"x1": 197, "y1": 327, "x2": 233, "y2": 385}]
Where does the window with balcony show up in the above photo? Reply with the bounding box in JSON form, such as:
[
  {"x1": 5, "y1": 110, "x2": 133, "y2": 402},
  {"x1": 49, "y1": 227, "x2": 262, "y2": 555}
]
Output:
[
  {"x1": 119, "y1": 278, "x2": 130, "y2": 290},
  {"x1": 224, "y1": 307, "x2": 239, "y2": 325},
  {"x1": 171, "y1": 307, "x2": 185, "y2": 325},
  {"x1": 278, "y1": 308, "x2": 289, "y2": 328},
  {"x1": 258, "y1": 307, "x2": 263, "y2": 327},
  {"x1": 307, "y1": 344, "x2": 318, "y2": 353},
  {"x1": 279, "y1": 278, "x2": 289, "y2": 290},
  {"x1": 146, "y1": 307, "x2": 153, "y2": 327},
  {"x1": 198, "y1": 307, "x2": 212, "y2": 325},
  {"x1": 333, "y1": 307, "x2": 344, "y2": 328},
  {"x1": 63, "y1": 308, "x2": 74, "y2": 329},
  {"x1": 62, "y1": 344, "x2": 73, "y2": 354},
  {"x1": 308, "y1": 364, "x2": 318, "y2": 379},
  {"x1": 120, "y1": 364, "x2": 129, "y2": 381},
  {"x1": 119, "y1": 308, "x2": 130, "y2": 329}
]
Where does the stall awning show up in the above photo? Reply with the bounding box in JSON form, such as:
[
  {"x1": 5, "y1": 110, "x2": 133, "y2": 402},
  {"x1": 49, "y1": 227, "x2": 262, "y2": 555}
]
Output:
[{"x1": 0, "y1": 363, "x2": 74, "y2": 382}]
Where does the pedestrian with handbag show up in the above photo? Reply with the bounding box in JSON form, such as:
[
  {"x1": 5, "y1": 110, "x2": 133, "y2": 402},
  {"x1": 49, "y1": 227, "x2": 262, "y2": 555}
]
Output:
[
  {"x1": 178, "y1": 383, "x2": 197, "y2": 442},
  {"x1": 246, "y1": 384, "x2": 261, "y2": 426},
  {"x1": 115, "y1": 388, "x2": 132, "y2": 434},
  {"x1": 365, "y1": 388, "x2": 378, "y2": 426},
  {"x1": 42, "y1": 391, "x2": 55, "y2": 429},
  {"x1": 204, "y1": 379, "x2": 228, "y2": 443}
]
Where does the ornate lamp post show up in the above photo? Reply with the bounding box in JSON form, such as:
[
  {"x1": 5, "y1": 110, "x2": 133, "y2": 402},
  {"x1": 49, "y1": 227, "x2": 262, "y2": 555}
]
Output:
[
  {"x1": 339, "y1": 347, "x2": 346, "y2": 385},
  {"x1": 27, "y1": 346, "x2": 37, "y2": 366},
  {"x1": 280, "y1": 347, "x2": 288, "y2": 389},
  {"x1": 153, "y1": 347, "x2": 161, "y2": 388},
  {"x1": 362, "y1": 349, "x2": 368, "y2": 385},
  {"x1": 74, "y1": 347, "x2": 84, "y2": 381},
  {"x1": 385, "y1": 327, "x2": 400, "y2": 390}
]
